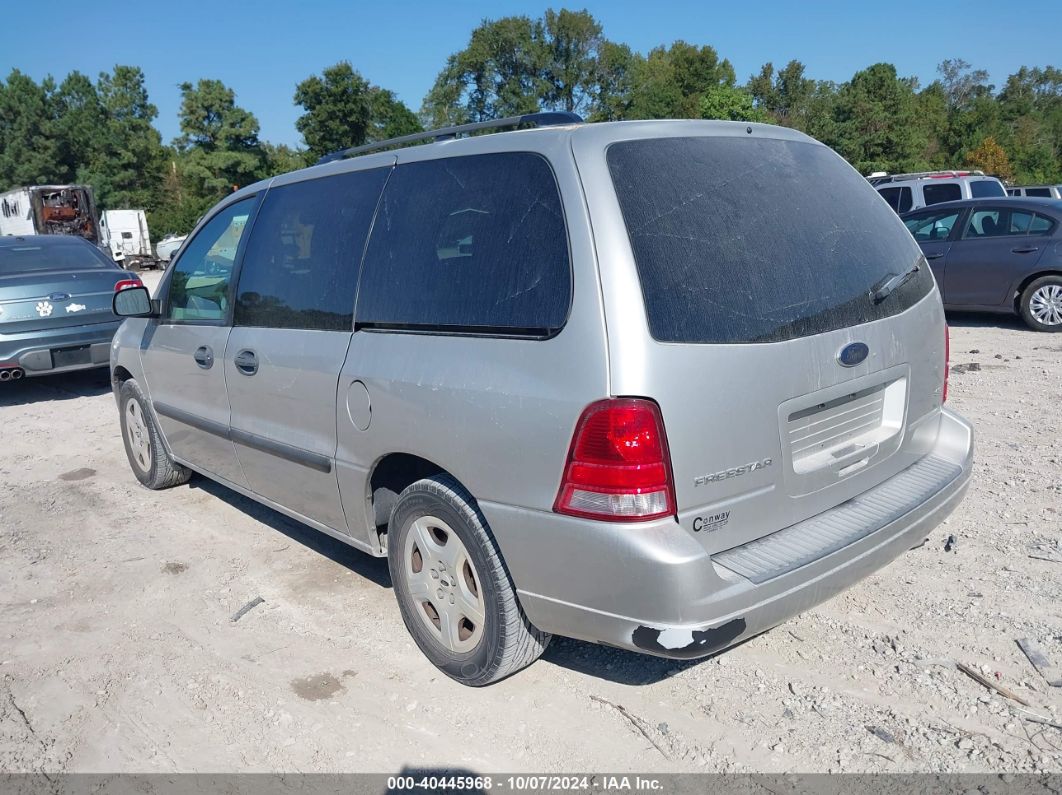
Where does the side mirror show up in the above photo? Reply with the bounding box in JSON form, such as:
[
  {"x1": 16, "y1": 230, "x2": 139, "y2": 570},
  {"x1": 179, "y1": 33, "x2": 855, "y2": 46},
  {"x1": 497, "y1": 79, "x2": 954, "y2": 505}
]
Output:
[{"x1": 113, "y1": 285, "x2": 155, "y2": 317}]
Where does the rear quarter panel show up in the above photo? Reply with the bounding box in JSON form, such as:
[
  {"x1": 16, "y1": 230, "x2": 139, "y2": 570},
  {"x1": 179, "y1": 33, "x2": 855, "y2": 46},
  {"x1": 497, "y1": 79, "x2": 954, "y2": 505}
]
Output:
[{"x1": 333, "y1": 131, "x2": 611, "y2": 550}]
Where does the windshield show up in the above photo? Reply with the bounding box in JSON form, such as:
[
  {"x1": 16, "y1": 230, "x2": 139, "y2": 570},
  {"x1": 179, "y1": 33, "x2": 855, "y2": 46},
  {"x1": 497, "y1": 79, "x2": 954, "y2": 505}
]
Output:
[
  {"x1": 0, "y1": 241, "x2": 113, "y2": 274},
  {"x1": 606, "y1": 136, "x2": 933, "y2": 343}
]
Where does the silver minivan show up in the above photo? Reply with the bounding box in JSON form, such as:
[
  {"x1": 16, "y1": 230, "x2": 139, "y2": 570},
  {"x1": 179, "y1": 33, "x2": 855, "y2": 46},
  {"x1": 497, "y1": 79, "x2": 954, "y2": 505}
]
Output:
[{"x1": 110, "y1": 116, "x2": 974, "y2": 685}]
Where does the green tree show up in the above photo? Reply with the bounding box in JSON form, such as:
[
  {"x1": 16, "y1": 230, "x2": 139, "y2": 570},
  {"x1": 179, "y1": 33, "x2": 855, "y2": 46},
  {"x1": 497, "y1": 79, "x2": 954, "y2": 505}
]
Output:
[
  {"x1": 700, "y1": 85, "x2": 767, "y2": 122},
  {"x1": 540, "y1": 8, "x2": 605, "y2": 115},
  {"x1": 294, "y1": 62, "x2": 373, "y2": 158},
  {"x1": 294, "y1": 63, "x2": 421, "y2": 159},
  {"x1": 423, "y1": 9, "x2": 637, "y2": 125},
  {"x1": 52, "y1": 71, "x2": 106, "y2": 183},
  {"x1": 0, "y1": 70, "x2": 63, "y2": 188},
  {"x1": 367, "y1": 87, "x2": 422, "y2": 143},
  {"x1": 82, "y1": 66, "x2": 165, "y2": 209},
  {"x1": 588, "y1": 40, "x2": 637, "y2": 121},
  {"x1": 997, "y1": 66, "x2": 1061, "y2": 182},
  {"x1": 175, "y1": 78, "x2": 264, "y2": 197},
  {"x1": 833, "y1": 63, "x2": 925, "y2": 174},
  {"x1": 748, "y1": 60, "x2": 815, "y2": 128},
  {"x1": 627, "y1": 42, "x2": 735, "y2": 119},
  {"x1": 423, "y1": 15, "x2": 545, "y2": 126},
  {"x1": 262, "y1": 142, "x2": 308, "y2": 176}
]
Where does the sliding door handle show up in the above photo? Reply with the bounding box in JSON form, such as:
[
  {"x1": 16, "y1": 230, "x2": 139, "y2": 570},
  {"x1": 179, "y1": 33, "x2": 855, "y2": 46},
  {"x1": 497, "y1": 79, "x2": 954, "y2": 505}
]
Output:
[{"x1": 234, "y1": 349, "x2": 258, "y2": 375}]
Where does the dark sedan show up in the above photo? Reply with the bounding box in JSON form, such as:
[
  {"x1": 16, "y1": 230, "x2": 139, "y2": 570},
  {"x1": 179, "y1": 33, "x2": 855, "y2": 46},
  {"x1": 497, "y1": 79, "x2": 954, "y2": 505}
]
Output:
[
  {"x1": 901, "y1": 198, "x2": 1062, "y2": 331},
  {"x1": 0, "y1": 235, "x2": 141, "y2": 380}
]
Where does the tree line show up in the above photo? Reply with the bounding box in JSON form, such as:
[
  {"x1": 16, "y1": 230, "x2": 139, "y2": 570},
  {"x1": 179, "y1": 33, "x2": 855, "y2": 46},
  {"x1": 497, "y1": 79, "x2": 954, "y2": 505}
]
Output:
[{"x1": 1, "y1": 8, "x2": 1058, "y2": 237}]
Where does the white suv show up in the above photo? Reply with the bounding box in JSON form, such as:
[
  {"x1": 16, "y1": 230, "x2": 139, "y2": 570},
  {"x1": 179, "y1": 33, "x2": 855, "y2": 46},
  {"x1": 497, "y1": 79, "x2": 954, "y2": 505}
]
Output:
[
  {"x1": 1007, "y1": 185, "x2": 1062, "y2": 199},
  {"x1": 869, "y1": 170, "x2": 1006, "y2": 213}
]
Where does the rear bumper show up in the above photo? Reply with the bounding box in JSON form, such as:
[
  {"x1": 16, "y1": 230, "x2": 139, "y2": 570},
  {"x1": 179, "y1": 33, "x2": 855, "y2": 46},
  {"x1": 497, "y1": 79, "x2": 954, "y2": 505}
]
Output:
[
  {"x1": 0, "y1": 321, "x2": 120, "y2": 376},
  {"x1": 483, "y1": 408, "x2": 973, "y2": 659}
]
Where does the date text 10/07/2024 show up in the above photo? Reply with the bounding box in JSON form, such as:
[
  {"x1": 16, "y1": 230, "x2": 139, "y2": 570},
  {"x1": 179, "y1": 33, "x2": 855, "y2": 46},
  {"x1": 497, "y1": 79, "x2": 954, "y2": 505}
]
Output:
[{"x1": 385, "y1": 775, "x2": 665, "y2": 791}]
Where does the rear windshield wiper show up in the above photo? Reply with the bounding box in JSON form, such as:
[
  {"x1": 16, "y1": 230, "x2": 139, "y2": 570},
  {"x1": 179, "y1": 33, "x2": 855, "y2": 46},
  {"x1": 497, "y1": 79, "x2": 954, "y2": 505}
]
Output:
[{"x1": 870, "y1": 262, "x2": 920, "y2": 304}]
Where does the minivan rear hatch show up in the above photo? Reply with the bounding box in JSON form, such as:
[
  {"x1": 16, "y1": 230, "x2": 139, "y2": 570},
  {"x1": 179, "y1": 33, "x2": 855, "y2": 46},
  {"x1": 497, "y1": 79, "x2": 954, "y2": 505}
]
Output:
[{"x1": 579, "y1": 125, "x2": 947, "y2": 557}]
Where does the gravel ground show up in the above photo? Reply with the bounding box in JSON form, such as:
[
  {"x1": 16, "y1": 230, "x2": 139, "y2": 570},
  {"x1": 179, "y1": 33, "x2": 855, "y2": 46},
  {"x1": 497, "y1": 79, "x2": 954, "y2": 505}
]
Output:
[{"x1": 1, "y1": 276, "x2": 1060, "y2": 774}]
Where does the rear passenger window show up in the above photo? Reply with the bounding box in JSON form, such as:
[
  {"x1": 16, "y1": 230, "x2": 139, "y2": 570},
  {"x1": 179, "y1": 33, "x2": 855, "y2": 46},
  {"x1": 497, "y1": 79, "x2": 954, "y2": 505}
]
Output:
[
  {"x1": 1025, "y1": 188, "x2": 1051, "y2": 197},
  {"x1": 878, "y1": 187, "x2": 912, "y2": 213},
  {"x1": 1009, "y1": 211, "x2": 1034, "y2": 234},
  {"x1": 923, "y1": 183, "x2": 962, "y2": 205},
  {"x1": 356, "y1": 153, "x2": 570, "y2": 335},
  {"x1": 235, "y1": 168, "x2": 389, "y2": 331},
  {"x1": 1030, "y1": 214, "x2": 1054, "y2": 235}
]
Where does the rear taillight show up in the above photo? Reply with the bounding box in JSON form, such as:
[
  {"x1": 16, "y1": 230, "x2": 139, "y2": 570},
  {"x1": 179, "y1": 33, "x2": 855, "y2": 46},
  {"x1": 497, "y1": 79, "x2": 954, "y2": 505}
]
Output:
[
  {"x1": 554, "y1": 398, "x2": 676, "y2": 522},
  {"x1": 114, "y1": 278, "x2": 142, "y2": 292},
  {"x1": 943, "y1": 324, "x2": 950, "y2": 403}
]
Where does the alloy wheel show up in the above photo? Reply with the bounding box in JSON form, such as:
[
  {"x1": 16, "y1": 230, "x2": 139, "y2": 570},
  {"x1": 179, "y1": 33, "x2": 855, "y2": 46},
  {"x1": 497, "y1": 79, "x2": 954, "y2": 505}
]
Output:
[{"x1": 1030, "y1": 284, "x2": 1062, "y2": 326}]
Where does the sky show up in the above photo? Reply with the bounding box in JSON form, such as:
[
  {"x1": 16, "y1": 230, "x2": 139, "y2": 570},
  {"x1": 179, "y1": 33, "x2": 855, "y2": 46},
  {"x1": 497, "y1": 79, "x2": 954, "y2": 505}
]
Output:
[{"x1": 2, "y1": 0, "x2": 1059, "y2": 148}]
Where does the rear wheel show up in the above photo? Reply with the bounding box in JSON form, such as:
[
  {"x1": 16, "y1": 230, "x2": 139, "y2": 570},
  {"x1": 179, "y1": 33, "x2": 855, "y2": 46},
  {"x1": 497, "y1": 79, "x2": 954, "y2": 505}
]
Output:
[
  {"x1": 1020, "y1": 276, "x2": 1062, "y2": 332},
  {"x1": 387, "y1": 475, "x2": 550, "y2": 685},
  {"x1": 118, "y1": 379, "x2": 191, "y2": 489}
]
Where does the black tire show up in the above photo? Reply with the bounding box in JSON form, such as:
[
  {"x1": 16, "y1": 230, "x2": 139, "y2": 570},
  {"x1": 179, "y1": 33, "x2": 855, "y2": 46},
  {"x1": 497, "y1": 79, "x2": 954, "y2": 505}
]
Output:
[
  {"x1": 118, "y1": 379, "x2": 191, "y2": 490},
  {"x1": 1019, "y1": 275, "x2": 1062, "y2": 332},
  {"x1": 387, "y1": 475, "x2": 550, "y2": 686}
]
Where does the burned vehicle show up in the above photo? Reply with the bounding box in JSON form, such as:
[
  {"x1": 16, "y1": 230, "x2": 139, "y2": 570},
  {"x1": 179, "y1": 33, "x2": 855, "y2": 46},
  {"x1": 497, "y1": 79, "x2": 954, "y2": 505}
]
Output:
[{"x1": 0, "y1": 185, "x2": 104, "y2": 249}]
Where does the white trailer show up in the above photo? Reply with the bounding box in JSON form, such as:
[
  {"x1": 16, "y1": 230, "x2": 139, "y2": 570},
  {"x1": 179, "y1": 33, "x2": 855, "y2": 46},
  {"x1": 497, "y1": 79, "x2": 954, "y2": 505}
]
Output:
[
  {"x1": 0, "y1": 185, "x2": 105, "y2": 249},
  {"x1": 100, "y1": 209, "x2": 157, "y2": 269}
]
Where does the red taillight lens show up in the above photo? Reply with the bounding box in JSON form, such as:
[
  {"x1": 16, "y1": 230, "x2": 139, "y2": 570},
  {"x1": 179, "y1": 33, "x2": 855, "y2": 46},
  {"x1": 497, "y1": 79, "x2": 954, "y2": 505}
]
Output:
[
  {"x1": 942, "y1": 324, "x2": 950, "y2": 403},
  {"x1": 554, "y1": 398, "x2": 676, "y2": 522},
  {"x1": 114, "y1": 278, "x2": 142, "y2": 292}
]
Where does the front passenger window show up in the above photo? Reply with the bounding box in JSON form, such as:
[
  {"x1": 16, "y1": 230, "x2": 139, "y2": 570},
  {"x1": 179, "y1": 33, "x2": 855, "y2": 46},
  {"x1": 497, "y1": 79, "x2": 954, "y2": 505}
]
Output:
[
  {"x1": 166, "y1": 198, "x2": 255, "y2": 322},
  {"x1": 904, "y1": 210, "x2": 960, "y2": 241}
]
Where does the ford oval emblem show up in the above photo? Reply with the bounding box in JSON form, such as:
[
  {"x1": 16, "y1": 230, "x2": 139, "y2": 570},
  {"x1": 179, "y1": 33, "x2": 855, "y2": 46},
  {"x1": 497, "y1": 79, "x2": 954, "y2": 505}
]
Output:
[
  {"x1": 49, "y1": 292, "x2": 71, "y2": 301},
  {"x1": 839, "y1": 342, "x2": 869, "y2": 367}
]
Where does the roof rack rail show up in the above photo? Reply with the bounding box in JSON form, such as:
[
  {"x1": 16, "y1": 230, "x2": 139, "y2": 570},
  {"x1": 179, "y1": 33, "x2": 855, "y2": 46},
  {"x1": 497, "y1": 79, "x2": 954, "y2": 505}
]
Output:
[
  {"x1": 868, "y1": 169, "x2": 986, "y2": 186},
  {"x1": 316, "y1": 111, "x2": 584, "y2": 165}
]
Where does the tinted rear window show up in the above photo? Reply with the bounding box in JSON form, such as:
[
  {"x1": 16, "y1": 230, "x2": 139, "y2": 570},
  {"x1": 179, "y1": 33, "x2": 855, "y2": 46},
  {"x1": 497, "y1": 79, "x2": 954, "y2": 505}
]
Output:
[
  {"x1": 356, "y1": 153, "x2": 570, "y2": 335},
  {"x1": 878, "y1": 186, "x2": 912, "y2": 213},
  {"x1": 970, "y1": 179, "x2": 1005, "y2": 198},
  {"x1": 606, "y1": 136, "x2": 932, "y2": 343},
  {"x1": 0, "y1": 241, "x2": 112, "y2": 274},
  {"x1": 235, "y1": 168, "x2": 388, "y2": 331},
  {"x1": 1025, "y1": 187, "x2": 1051, "y2": 197}
]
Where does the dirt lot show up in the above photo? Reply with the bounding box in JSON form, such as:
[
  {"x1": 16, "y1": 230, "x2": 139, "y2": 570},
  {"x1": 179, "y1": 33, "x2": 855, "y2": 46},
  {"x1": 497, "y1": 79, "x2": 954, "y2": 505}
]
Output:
[{"x1": 1, "y1": 272, "x2": 1061, "y2": 774}]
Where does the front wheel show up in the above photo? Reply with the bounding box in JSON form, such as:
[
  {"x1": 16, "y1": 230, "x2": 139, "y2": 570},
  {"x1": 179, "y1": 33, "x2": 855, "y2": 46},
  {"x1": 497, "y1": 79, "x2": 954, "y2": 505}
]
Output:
[
  {"x1": 387, "y1": 475, "x2": 550, "y2": 686},
  {"x1": 118, "y1": 379, "x2": 191, "y2": 489},
  {"x1": 1020, "y1": 276, "x2": 1062, "y2": 332}
]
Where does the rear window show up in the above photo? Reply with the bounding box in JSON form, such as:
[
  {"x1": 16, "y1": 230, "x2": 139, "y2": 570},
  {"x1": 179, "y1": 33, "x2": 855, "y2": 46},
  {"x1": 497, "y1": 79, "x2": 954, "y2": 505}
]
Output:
[
  {"x1": 355, "y1": 152, "x2": 570, "y2": 335},
  {"x1": 970, "y1": 179, "x2": 1005, "y2": 198},
  {"x1": 0, "y1": 241, "x2": 112, "y2": 274},
  {"x1": 1025, "y1": 187, "x2": 1051, "y2": 198},
  {"x1": 606, "y1": 136, "x2": 932, "y2": 344}
]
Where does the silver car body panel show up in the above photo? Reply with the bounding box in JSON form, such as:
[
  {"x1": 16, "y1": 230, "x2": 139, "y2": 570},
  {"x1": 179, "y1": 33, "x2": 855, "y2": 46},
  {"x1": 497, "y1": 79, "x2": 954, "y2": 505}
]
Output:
[{"x1": 111, "y1": 119, "x2": 974, "y2": 660}]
